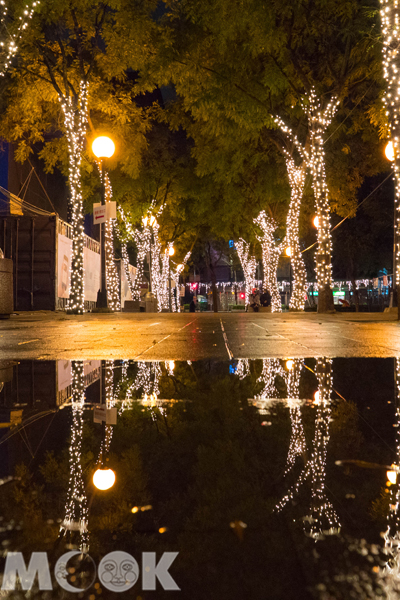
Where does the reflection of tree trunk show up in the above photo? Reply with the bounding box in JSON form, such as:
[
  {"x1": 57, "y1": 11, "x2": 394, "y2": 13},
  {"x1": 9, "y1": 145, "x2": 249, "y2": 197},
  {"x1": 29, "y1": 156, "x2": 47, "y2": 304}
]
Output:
[{"x1": 205, "y1": 242, "x2": 220, "y2": 313}]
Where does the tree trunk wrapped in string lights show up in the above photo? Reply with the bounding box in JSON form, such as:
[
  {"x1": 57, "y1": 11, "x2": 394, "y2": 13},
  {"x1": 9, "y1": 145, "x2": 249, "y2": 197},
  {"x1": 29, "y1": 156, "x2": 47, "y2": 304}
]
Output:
[
  {"x1": 276, "y1": 358, "x2": 341, "y2": 540},
  {"x1": 254, "y1": 211, "x2": 282, "y2": 312},
  {"x1": 98, "y1": 166, "x2": 121, "y2": 311},
  {"x1": 117, "y1": 206, "x2": 150, "y2": 302},
  {"x1": 60, "y1": 360, "x2": 89, "y2": 552},
  {"x1": 121, "y1": 242, "x2": 135, "y2": 298},
  {"x1": 381, "y1": 0, "x2": 400, "y2": 312},
  {"x1": 284, "y1": 160, "x2": 308, "y2": 310},
  {"x1": 284, "y1": 359, "x2": 307, "y2": 476},
  {"x1": 235, "y1": 238, "x2": 256, "y2": 308},
  {"x1": 303, "y1": 357, "x2": 340, "y2": 539},
  {"x1": 61, "y1": 82, "x2": 89, "y2": 314},
  {"x1": 171, "y1": 251, "x2": 191, "y2": 312},
  {"x1": 381, "y1": 358, "x2": 400, "y2": 593},
  {"x1": 305, "y1": 89, "x2": 339, "y2": 313}
]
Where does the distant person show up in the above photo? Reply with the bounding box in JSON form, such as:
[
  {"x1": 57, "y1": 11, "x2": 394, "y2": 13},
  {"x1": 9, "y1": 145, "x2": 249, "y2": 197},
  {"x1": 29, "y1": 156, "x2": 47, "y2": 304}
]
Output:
[
  {"x1": 249, "y1": 289, "x2": 260, "y2": 312},
  {"x1": 189, "y1": 299, "x2": 196, "y2": 312},
  {"x1": 260, "y1": 289, "x2": 271, "y2": 307}
]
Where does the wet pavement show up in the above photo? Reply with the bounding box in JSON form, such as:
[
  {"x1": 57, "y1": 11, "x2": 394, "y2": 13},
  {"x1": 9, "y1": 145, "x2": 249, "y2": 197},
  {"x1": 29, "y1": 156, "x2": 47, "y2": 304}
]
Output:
[
  {"x1": 0, "y1": 357, "x2": 399, "y2": 598},
  {"x1": 2, "y1": 312, "x2": 400, "y2": 598},
  {"x1": 0, "y1": 311, "x2": 400, "y2": 359}
]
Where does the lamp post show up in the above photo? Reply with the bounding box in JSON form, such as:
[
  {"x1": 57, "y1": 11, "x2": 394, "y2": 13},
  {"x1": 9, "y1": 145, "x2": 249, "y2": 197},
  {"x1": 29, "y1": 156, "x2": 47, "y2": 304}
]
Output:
[
  {"x1": 168, "y1": 245, "x2": 174, "y2": 312},
  {"x1": 385, "y1": 141, "x2": 399, "y2": 313},
  {"x1": 92, "y1": 136, "x2": 115, "y2": 309}
]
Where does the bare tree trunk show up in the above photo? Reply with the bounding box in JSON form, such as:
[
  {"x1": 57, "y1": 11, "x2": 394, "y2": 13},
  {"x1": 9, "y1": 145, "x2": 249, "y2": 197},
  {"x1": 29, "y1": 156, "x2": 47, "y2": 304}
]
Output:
[{"x1": 210, "y1": 268, "x2": 219, "y2": 313}]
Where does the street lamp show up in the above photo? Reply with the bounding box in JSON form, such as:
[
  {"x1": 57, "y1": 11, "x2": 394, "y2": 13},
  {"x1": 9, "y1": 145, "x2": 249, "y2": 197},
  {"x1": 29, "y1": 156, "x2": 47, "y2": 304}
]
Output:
[
  {"x1": 92, "y1": 135, "x2": 115, "y2": 309},
  {"x1": 93, "y1": 467, "x2": 116, "y2": 491},
  {"x1": 313, "y1": 216, "x2": 319, "y2": 229},
  {"x1": 386, "y1": 140, "x2": 395, "y2": 162}
]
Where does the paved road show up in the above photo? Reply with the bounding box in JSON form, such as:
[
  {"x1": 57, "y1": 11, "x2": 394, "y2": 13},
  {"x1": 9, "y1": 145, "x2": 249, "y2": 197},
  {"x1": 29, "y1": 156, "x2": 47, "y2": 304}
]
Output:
[{"x1": 1, "y1": 311, "x2": 400, "y2": 360}]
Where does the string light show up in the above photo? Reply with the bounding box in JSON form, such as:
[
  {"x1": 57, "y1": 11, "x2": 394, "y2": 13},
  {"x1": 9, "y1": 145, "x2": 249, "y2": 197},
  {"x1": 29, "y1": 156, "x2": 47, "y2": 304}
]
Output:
[
  {"x1": 254, "y1": 212, "x2": 282, "y2": 312},
  {"x1": 284, "y1": 160, "x2": 307, "y2": 310},
  {"x1": 380, "y1": 0, "x2": 400, "y2": 288},
  {"x1": 0, "y1": 1, "x2": 39, "y2": 76},
  {"x1": 276, "y1": 358, "x2": 341, "y2": 539},
  {"x1": 118, "y1": 206, "x2": 150, "y2": 302},
  {"x1": 60, "y1": 360, "x2": 89, "y2": 552},
  {"x1": 97, "y1": 165, "x2": 120, "y2": 311},
  {"x1": 235, "y1": 238, "x2": 257, "y2": 308},
  {"x1": 61, "y1": 81, "x2": 89, "y2": 314}
]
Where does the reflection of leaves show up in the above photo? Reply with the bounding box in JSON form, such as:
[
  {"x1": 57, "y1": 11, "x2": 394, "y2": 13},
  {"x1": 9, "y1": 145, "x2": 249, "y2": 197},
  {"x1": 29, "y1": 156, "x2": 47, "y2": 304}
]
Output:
[
  {"x1": 370, "y1": 487, "x2": 391, "y2": 527},
  {"x1": 330, "y1": 401, "x2": 363, "y2": 459}
]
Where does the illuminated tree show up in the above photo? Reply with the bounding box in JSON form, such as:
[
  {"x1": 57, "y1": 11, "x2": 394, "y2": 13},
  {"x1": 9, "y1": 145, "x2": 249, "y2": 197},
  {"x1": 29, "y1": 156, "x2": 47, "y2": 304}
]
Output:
[
  {"x1": 276, "y1": 358, "x2": 341, "y2": 540},
  {"x1": 235, "y1": 238, "x2": 256, "y2": 309},
  {"x1": 380, "y1": 0, "x2": 400, "y2": 310},
  {"x1": 254, "y1": 211, "x2": 282, "y2": 312}
]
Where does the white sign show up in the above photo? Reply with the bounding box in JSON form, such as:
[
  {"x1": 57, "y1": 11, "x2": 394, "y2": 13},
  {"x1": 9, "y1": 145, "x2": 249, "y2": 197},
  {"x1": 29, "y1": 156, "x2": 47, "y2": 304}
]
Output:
[
  {"x1": 57, "y1": 235, "x2": 101, "y2": 302},
  {"x1": 84, "y1": 246, "x2": 101, "y2": 302},
  {"x1": 93, "y1": 204, "x2": 107, "y2": 224},
  {"x1": 93, "y1": 202, "x2": 117, "y2": 224},
  {"x1": 57, "y1": 234, "x2": 73, "y2": 298}
]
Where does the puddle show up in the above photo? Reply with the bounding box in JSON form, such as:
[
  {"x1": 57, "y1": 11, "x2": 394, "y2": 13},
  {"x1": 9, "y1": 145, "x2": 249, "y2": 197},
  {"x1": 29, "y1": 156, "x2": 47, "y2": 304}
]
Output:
[{"x1": 0, "y1": 358, "x2": 399, "y2": 598}]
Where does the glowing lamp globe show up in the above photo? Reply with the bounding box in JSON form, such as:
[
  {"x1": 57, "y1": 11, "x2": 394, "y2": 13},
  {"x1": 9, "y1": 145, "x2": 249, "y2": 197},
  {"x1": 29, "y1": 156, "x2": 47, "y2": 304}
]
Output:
[
  {"x1": 285, "y1": 247, "x2": 292, "y2": 257},
  {"x1": 385, "y1": 141, "x2": 395, "y2": 162},
  {"x1": 168, "y1": 246, "x2": 175, "y2": 256},
  {"x1": 285, "y1": 359, "x2": 294, "y2": 370},
  {"x1": 93, "y1": 468, "x2": 116, "y2": 490},
  {"x1": 313, "y1": 216, "x2": 319, "y2": 229},
  {"x1": 168, "y1": 360, "x2": 175, "y2": 371},
  {"x1": 92, "y1": 136, "x2": 115, "y2": 159},
  {"x1": 314, "y1": 390, "x2": 320, "y2": 404},
  {"x1": 387, "y1": 469, "x2": 397, "y2": 485}
]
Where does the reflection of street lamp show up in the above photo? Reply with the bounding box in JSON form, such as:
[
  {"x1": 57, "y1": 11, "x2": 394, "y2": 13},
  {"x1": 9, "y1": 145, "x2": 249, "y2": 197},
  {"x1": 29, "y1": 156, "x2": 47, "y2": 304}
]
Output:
[
  {"x1": 92, "y1": 135, "x2": 115, "y2": 309},
  {"x1": 93, "y1": 467, "x2": 116, "y2": 491}
]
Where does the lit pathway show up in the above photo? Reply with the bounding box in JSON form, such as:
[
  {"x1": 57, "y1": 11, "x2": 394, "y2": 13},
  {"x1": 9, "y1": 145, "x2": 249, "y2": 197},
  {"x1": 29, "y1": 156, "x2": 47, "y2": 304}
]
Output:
[{"x1": 1, "y1": 311, "x2": 400, "y2": 360}]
